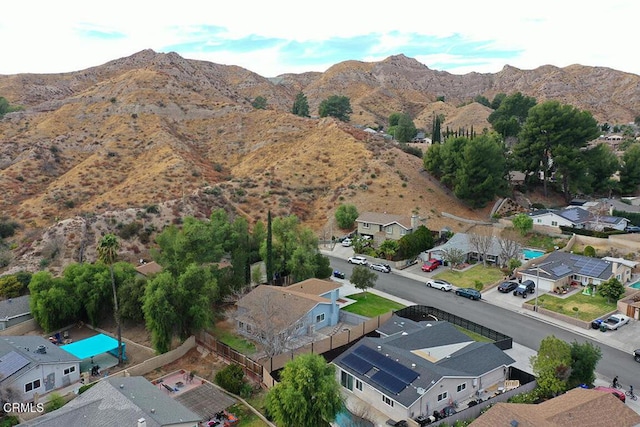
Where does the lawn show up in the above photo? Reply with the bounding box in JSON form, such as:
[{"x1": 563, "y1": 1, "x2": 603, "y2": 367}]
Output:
[
  {"x1": 228, "y1": 401, "x2": 269, "y2": 427},
  {"x1": 454, "y1": 325, "x2": 494, "y2": 342},
  {"x1": 210, "y1": 324, "x2": 257, "y2": 355},
  {"x1": 342, "y1": 292, "x2": 406, "y2": 317},
  {"x1": 434, "y1": 265, "x2": 505, "y2": 290},
  {"x1": 524, "y1": 292, "x2": 617, "y2": 321},
  {"x1": 525, "y1": 233, "x2": 568, "y2": 252}
]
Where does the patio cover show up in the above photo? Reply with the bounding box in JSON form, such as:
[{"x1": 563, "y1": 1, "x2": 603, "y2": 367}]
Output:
[{"x1": 60, "y1": 333, "x2": 125, "y2": 360}]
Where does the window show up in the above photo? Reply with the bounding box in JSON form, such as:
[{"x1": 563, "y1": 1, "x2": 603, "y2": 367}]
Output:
[
  {"x1": 382, "y1": 395, "x2": 394, "y2": 407},
  {"x1": 400, "y1": 229, "x2": 408, "y2": 235},
  {"x1": 315, "y1": 313, "x2": 325, "y2": 323},
  {"x1": 385, "y1": 225, "x2": 393, "y2": 234},
  {"x1": 456, "y1": 383, "x2": 466, "y2": 393},
  {"x1": 437, "y1": 391, "x2": 448, "y2": 402},
  {"x1": 341, "y1": 371, "x2": 353, "y2": 391},
  {"x1": 551, "y1": 221, "x2": 558, "y2": 226},
  {"x1": 536, "y1": 219, "x2": 542, "y2": 223},
  {"x1": 25, "y1": 379, "x2": 41, "y2": 393},
  {"x1": 63, "y1": 366, "x2": 76, "y2": 375},
  {"x1": 238, "y1": 321, "x2": 244, "y2": 330},
  {"x1": 356, "y1": 379, "x2": 362, "y2": 391},
  {"x1": 363, "y1": 223, "x2": 370, "y2": 229}
]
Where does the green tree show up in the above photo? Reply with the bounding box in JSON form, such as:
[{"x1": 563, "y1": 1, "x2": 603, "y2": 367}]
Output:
[
  {"x1": 29, "y1": 272, "x2": 80, "y2": 332},
  {"x1": 97, "y1": 234, "x2": 123, "y2": 364},
  {"x1": 512, "y1": 213, "x2": 533, "y2": 236},
  {"x1": 379, "y1": 239, "x2": 399, "y2": 260},
  {"x1": 583, "y1": 143, "x2": 620, "y2": 196},
  {"x1": 431, "y1": 115, "x2": 442, "y2": 143},
  {"x1": 423, "y1": 143, "x2": 443, "y2": 177},
  {"x1": 490, "y1": 93, "x2": 507, "y2": 110},
  {"x1": 397, "y1": 225, "x2": 434, "y2": 259},
  {"x1": 619, "y1": 144, "x2": 640, "y2": 194},
  {"x1": 453, "y1": 134, "x2": 508, "y2": 207},
  {"x1": 0, "y1": 275, "x2": 26, "y2": 298},
  {"x1": 142, "y1": 272, "x2": 178, "y2": 353},
  {"x1": 174, "y1": 263, "x2": 218, "y2": 339},
  {"x1": 251, "y1": 96, "x2": 267, "y2": 109},
  {"x1": 266, "y1": 210, "x2": 274, "y2": 285},
  {"x1": 318, "y1": 95, "x2": 352, "y2": 122},
  {"x1": 487, "y1": 92, "x2": 537, "y2": 137},
  {"x1": 515, "y1": 101, "x2": 600, "y2": 201},
  {"x1": 598, "y1": 277, "x2": 625, "y2": 303},
  {"x1": 291, "y1": 92, "x2": 310, "y2": 117},
  {"x1": 215, "y1": 364, "x2": 246, "y2": 395},
  {"x1": 334, "y1": 204, "x2": 359, "y2": 230},
  {"x1": 265, "y1": 353, "x2": 342, "y2": 427},
  {"x1": 64, "y1": 262, "x2": 111, "y2": 327},
  {"x1": 530, "y1": 335, "x2": 572, "y2": 398},
  {"x1": 583, "y1": 245, "x2": 596, "y2": 257},
  {"x1": 350, "y1": 265, "x2": 378, "y2": 296},
  {"x1": 474, "y1": 95, "x2": 491, "y2": 107},
  {"x1": 388, "y1": 112, "x2": 417, "y2": 142},
  {"x1": 568, "y1": 341, "x2": 602, "y2": 388}
]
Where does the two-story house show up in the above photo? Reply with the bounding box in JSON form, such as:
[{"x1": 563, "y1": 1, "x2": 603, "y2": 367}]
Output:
[
  {"x1": 333, "y1": 315, "x2": 515, "y2": 421},
  {"x1": 355, "y1": 212, "x2": 419, "y2": 244}
]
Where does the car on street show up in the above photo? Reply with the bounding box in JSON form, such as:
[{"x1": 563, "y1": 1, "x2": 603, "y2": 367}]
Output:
[
  {"x1": 625, "y1": 225, "x2": 640, "y2": 233},
  {"x1": 341, "y1": 238, "x2": 353, "y2": 247},
  {"x1": 421, "y1": 259, "x2": 440, "y2": 272},
  {"x1": 370, "y1": 263, "x2": 391, "y2": 273},
  {"x1": 593, "y1": 386, "x2": 626, "y2": 402},
  {"x1": 600, "y1": 314, "x2": 631, "y2": 331},
  {"x1": 333, "y1": 270, "x2": 345, "y2": 279},
  {"x1": 633, "y1": 349, "x2": 640, "y2": 363},
  {"x1": 348, "y1": 256, "x2": 368, "y2": 265},
  {"x1": 455, "y1": 288, "x2": 482, "y2": 300},
  {"x1": 513, "y1": 280, "x2": 535, "y2": 298},
  {"x1": 426, "y1": 279, "x2": 453, "y2": 292},
  {"x1": 497, "y1": 281, "x2": 519, "y2": 293}
]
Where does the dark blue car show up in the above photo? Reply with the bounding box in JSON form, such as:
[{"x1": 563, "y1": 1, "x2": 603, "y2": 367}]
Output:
[
  {"x1": 455, "y1": 288, "x2": 482, "y2": 300},
  {"x1": 333, "y1": 270, "x2": 345, "y2": 279}
]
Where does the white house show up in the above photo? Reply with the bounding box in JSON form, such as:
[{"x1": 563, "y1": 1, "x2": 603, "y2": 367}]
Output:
[
  {"x1": 527, "y1": 206, "x2": 629, "y2": 231},
  {"x1": 0, "y1": 336, "x2": 81, "y2": 402},
  {"x1": 332, "y1": 316, "x2": 515, "y2": 421}
]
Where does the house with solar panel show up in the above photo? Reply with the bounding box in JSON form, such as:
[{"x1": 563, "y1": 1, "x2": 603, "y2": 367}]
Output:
[
  {"x1": 0, "y1": 336, "x2": 80, "y2": 402},
  {"x1": 527, "y1": 206, "x2": 630, "y2": 231},
  {"x1": 332, "y1": 315, "x2": 515, "y2": 421},
  {"x1": 517, "y1": 251, "x2": 632, "y2": 293}
]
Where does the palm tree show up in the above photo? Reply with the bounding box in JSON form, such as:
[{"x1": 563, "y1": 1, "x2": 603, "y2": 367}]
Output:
[{"x1": 97, "y1": 234, "x2": 123, "y2": 364}]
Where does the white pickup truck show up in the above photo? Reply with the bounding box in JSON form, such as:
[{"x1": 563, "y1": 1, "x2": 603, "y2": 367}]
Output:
[{"x1": 601, "y1": 314, "x2": 631, "y2": 331}]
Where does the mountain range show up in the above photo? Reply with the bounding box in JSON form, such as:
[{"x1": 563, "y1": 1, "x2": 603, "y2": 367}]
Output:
[{"x1": 0, "y1": 49, "x2": 637, "y2": 273}]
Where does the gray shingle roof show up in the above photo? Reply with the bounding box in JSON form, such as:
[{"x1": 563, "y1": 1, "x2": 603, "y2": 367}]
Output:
[
  {"x1": 356, "y1": 212, "x2": 413, "y2": 230},
  {"x1": 430, "y1": 233, "x2": 502, "y2": 257},
  {"x1": 0, "y1": 295, "x2": 31, "y2": 320},
  {"x1": 20, "y1": 376, "x2": 201, "y2": 427},
  {"x1": 521, "y1": 251, "x2": 613, "y2": 281}
]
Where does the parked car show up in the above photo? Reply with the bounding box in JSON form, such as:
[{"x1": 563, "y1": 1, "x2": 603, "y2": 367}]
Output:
[
  {"x1": 370, "y1": 263, "x2": 391, "y2": 273},
  {"x1": 497, "y1": 281, "x2": 519, "y2": 293},
  {"x1": 600, "y1": 314, "x2": 631, "y2": 331},
  {"x1": 594, "y1": 386, "x2": 626, "y2": 402},
  {"x1": 426, "y1": 279, "x2": 453, "y2": 292},
  {"x1": 455, "y1": 288, "x2": 482, "y2": 300},
  {"x1": 633, "y1": 349, "x2": 640, "y2": 363},
  {"x1": 625, "y1": 225, "x2": 640, "y2": 233},
  {"x1": 341, "y1": 238, "x2": 353, "y2": 247},
  {"x1": 333, "y1": 270, "x2": 345, "y2": 279},
  {"x1": 513, "y1": 280, "x2": 535, "y2": 298},
  {"x1": 348, "y1": 256, "x2": 368, "y2": 265},
  {"x1": 421, "y1": 259, "x2": 440, "y2": 272}
]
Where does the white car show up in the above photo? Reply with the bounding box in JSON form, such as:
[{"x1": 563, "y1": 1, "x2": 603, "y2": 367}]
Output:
[
  {"x1": 426, "y1": 279, "x2": 453, "y2": 292},
  {"x1": 370, "y1": 263, "x2": 391, "y2": 273},
  {"x1": 601, "y1": 314, "x2": 631, "y2": 331},
  {"x1": 341, "y1": 238, "x2": 353, "y2": 247},
  {"x1": 348, "y1": 256, "x2": 368, "y2": 265}
]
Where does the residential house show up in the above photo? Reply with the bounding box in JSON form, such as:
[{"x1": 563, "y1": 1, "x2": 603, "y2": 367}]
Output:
[
  {"x1": 518, "y1": 251, "x2": 623, "y2": 293},
  {"x1": 0, "y1": 295, "x2": 32, "y2": 330},
  {"x1": 332, "y1": 315, "x2": 515, "y2": 421},
  {"x1": 19, "y1": 376, "x2": 201, "y2": 427},
  {"x1": 235, "y1": 279, "x2": 340, "y2": 341},
  {"x1": 0, "y1": 336, "x2": 81, "y2": 402},
  {"x1": 135, "y1": 261, "x2": 163, "y2": 278},
  {"x1": 528, "y1": 206, "x2": 630, "y2": 231},
  {"x1": 469, "y1": 387, "x2": 640, "y2": 427},
  {"x1": 425, "y1": 233, "x2": 507, "y2": 266},
  {"x1": 355, "y1": 212, "x2": 419, "y2": 243}
]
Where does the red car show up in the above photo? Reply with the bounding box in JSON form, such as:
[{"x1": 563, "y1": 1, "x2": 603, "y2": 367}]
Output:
[
  {"x1": 421, "y1": 259, "x2": 440, "y2": 272},
  {"x1": 593, "y1": 386, "x2": 626, "y2": 402}
]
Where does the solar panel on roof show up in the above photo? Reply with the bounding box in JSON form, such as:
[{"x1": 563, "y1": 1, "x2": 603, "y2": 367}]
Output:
[
  {"x1": 353, "y1": 346, "x2": 419, "y2": 384},
  {"x1": 577, "y1": 259, "x2": 608, "y2": 277},
  {"x1": 551, "y1": 265, "x2": 572, "y2": 277},
  {"x1": 371, "y1": 370, "x2": 406, "y2": 394},
  {"x1": 0, "y1": 351, "x2": 29, "y2": 380},
  {"x1": 341, "y1": 353, "x2": 373, "y2": 375}
]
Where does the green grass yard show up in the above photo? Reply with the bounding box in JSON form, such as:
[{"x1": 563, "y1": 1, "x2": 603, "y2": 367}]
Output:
[
  {"x1": 434, "y1": 265, "x2": 505, "y2": 290},
  {"x1": 341, "y1": 292, "x2": 406, "y2": 317},
  {"x1": 525, "y1": 292, "x2": 617, "y2": 321}
]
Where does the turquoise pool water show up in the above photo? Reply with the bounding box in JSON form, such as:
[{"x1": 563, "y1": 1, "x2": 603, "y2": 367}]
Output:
[
  {"x1": 630, "y1": 282, "x2": 640, "y2": 289},
  {"x1": 335, "y1": 409, "x2": 374, "y2": 427},
  {"x1": 522, "y1": 248, "x2": 545, "y2": 260}
]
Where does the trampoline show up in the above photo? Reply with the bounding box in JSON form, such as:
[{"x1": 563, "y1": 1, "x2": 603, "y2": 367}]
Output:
[{"x1": 61, "y1": 333, "x2": 126, "y2": 360}]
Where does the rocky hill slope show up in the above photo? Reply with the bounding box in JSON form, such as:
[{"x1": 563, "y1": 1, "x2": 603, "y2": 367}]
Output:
[{"x1": 0, "y1": 50, "x2": 637, "y2": 273}]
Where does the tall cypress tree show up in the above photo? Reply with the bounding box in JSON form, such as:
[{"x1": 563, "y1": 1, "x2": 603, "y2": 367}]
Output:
[{"x1": 266, "y1": 210, "x2": 274, "y2": 285}]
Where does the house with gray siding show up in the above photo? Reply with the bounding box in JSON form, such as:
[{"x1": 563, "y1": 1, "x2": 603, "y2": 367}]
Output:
[
  {"x1": 0, "y1": 295, "x2": 32, "y2": 330},
  {"x1": 332, "y1": 315, "x2": 515, "y2": 421}
]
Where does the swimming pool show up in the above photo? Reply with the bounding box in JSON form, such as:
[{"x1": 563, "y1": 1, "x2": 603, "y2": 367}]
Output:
[
  {"x1": 334, "y1": 409, "x2": 374, "y2": 427},
  {"x1": 522, "y1": 248, "x2": 545, "y2": 260},
  {"x1": 630, "y1": 282, "x2": 640, "y2": 289}
]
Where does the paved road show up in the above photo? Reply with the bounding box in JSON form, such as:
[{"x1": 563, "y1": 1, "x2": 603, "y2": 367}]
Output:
[{"x1": 325, "y1": 245, "x2": 640, "y2": 399}]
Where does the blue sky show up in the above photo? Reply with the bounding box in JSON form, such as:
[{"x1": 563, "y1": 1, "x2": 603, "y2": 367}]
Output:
[{"x1": 2, "y1": 1, "x2": 638, "y2": 77}]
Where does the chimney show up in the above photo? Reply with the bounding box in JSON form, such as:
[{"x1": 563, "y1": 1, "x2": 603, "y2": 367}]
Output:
[
  {"x1": 137, "y1": 418, "x2": 146, "y2": 427},
  {"x1": 411, "y1": 214, "x2": 418, "y2": 230}
]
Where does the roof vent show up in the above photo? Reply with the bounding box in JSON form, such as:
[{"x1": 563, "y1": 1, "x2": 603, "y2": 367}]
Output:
[
  {"x1": 120, "y1": 384, "x2": 124, "y2": 389},
  {"x1": 150, "y1": 408, "x2": 155, "y2": 413},
  {"x1": 36, "y1": 345, "x2": 47, "y2": 354},
  {"x1": 137, "y1": 418, "x2": 147, "y2": 427},
  {"x1": 377, "y1": 346, "x2": 381, "y2": 351},
  {"x1": 411, "y1": 363, "x2": 416, "y2": 368}
]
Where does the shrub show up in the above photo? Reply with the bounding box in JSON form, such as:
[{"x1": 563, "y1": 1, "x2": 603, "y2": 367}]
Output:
[
  {"x1": 583, "y1": 245, "x2": 596, "y2": 257},
  {"x1": 46, "y1": 392, "x2": 65, "y2": 411},
  {"x1": 214, "y1": 364, "x2": 245, "y2": 395},
  {"x1": 79, "y1": 382, "x2": 97, "y2": 394},
  {"x1": 117, "y1": 222, "x2": 143, "y2": 240}
]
